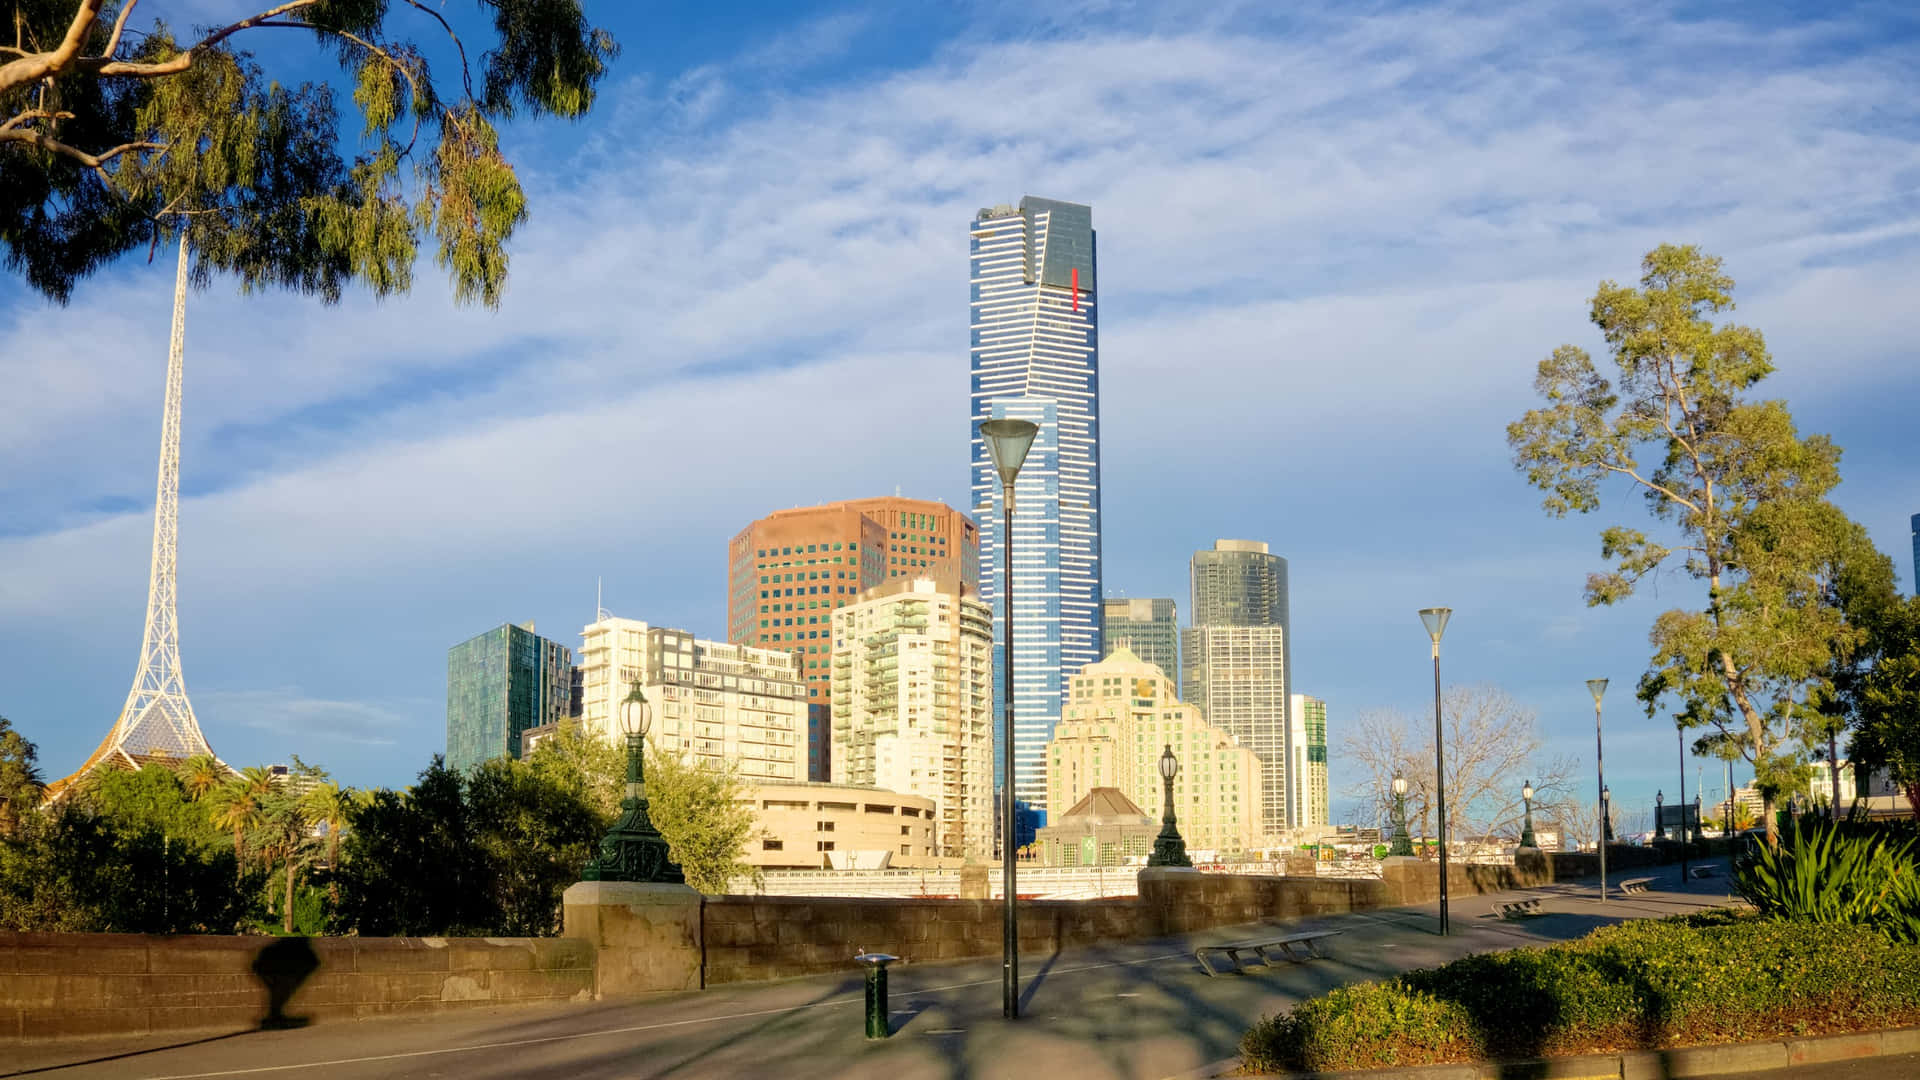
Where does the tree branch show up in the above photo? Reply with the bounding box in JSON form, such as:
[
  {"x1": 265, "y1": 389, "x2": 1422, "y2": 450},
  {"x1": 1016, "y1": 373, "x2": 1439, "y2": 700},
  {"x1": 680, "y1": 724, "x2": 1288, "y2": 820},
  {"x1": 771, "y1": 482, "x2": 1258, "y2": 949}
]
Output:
[
  {"x1": 400, "y1": 0, "x2": 473, "y2": 100},
  {"x1": 78, "y1": 1, "x2": 319, "y2": 79},
  {"x1": 0, "y1": 0, "x2": 104, "y2": 95},
  {"x1": 98, "y1": 0, "x2": 139, "y2": 61},
  {"x1": 1, "y1": 108, "x2": 74, "y2": 132},
  {"x1": 0, "y1": 128, "x2": 161, "y2": 184}
]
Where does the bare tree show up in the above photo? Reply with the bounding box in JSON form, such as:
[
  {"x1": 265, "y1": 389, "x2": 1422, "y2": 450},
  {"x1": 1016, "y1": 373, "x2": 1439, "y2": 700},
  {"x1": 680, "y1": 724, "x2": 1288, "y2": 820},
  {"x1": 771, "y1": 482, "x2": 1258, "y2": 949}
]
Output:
[{"x1": 1339, "y1": 684, "x2": 1578, "y2": 851}]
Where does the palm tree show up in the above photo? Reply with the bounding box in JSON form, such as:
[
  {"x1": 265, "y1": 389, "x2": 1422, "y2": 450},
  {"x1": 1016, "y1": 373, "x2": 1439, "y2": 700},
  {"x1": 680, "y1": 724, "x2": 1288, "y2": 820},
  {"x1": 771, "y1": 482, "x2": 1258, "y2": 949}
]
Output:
[
  {"x1": 175, "y1": 754, "x2": 226, "y2": 802},
  {"x1": 258, "y1": 790, "x2": 321, "y2": 933},
  {"x1": 300, "y1": 781, "x2": 353, "y2": 873},
  {"x1": 206, "y1": 766, "x2": 276, "y2": 880}
]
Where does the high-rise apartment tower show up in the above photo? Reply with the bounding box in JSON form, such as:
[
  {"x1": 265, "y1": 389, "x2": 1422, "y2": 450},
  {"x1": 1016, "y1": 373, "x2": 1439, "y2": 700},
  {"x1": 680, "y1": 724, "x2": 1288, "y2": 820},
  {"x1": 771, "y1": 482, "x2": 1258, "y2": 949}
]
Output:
[
  {"x1": 1289, "y1": 694, "x2": 1330, "y2": 830},
  {"x1": 1102, "y1": 597, "x2": 1178, "y2": 695},
  {"x1": 728, "y1": 498, "x2": 979, "y2": 779},
  {"x1": 970, "y1": 196, "x2": 1103, "y2": 821},
  {"x1": 1183, "y1": 539, "x2": 1294, "y2": 835},
  {"x1": 446, "y1": 622, "x2": 573, "y2": 773}
]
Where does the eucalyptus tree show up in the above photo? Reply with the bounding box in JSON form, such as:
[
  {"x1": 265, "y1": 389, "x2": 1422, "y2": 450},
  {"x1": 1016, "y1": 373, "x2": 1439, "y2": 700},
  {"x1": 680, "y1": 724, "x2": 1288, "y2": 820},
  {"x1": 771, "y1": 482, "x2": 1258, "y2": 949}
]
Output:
[
  {"x1": 1509, "y1": 244, "x2": 1885, "y2": 845},
  {"x1": 2, "y1": 0, "x2": 616, "y2": 305}
]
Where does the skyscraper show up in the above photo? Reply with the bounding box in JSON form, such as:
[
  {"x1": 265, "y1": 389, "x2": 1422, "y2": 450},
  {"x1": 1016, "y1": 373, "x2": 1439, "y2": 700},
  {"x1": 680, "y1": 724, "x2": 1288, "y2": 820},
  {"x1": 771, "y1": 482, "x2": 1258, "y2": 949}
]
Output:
[
  {"x1": 1289, "y1": 694, "x2": 1330, "y2": 830},
  {"x1": 727, "y1": 497, "x2": 979, "y2": 779},
  {"x1": 970, "y1": 196, "x2": 1103, "y2": 821},
  {"x1": 1102, "y1": 597, "x2": 1179, "y2": 693},
  {"x1": 1184, "y1": 539, "x2": 1294, "y2": 835},
  {"x1": 446, "y1": 622, "x2": 573, "y2": 773}
]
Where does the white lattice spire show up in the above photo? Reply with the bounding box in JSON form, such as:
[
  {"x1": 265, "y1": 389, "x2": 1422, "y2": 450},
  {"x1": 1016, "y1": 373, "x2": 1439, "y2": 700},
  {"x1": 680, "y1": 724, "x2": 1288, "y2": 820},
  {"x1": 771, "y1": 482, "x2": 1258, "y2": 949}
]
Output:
[{"x1": 53, "y1": 237, "x2": 217, "y2": 793}]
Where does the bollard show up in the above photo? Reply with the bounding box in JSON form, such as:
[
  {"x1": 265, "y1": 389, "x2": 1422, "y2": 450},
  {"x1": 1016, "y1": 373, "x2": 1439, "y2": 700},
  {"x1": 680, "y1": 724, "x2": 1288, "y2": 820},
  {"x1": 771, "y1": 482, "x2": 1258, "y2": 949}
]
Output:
[{"x1": 853, "y1": 952, "x2": 899, "y2": 1039}]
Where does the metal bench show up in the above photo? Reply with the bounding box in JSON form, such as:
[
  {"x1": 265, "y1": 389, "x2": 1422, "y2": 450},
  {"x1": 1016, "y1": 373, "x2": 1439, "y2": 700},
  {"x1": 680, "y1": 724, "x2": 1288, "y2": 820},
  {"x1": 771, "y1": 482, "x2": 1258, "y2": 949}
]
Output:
[
  {"x1": 1194, "y1": 930, "x2": 1342, "y2": 977},
  {"x1": 1620, "y1": 877, "x2": 1654, "y2": 895},
  {"x1": 1688, "y1": 865, "x2": 1718, "y2": 879},
  {"x1": 1494, "y1": 897, "x2": 1545, "y2": 920}
]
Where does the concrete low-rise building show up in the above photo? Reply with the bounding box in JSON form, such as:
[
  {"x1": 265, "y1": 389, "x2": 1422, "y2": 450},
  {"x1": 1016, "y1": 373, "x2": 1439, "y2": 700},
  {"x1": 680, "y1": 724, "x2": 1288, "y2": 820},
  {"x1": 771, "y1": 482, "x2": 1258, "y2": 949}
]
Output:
[
  {"x1": 1036, "y1": 787, "x2": 1156, "y2": 866},
  {"x1": 743, "y1": 781, "x2": 940, "y2": 870}
]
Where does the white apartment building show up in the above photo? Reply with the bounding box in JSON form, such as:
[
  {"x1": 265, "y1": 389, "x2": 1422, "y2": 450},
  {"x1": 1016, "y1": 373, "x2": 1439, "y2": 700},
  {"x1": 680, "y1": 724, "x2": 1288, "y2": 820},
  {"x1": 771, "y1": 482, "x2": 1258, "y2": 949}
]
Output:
[
  {"x1": 1289, "y1": 694, "x2": 1330, "y2": 831},
  {"x1": 577, "y1": 615, "x2": 806, "y2": 784},
  {"x1": 829, "y1": 578, "x2": 995, "y2": 859},
  {"x1": 1047, "y1": 648, "x2": 1263, "y2": 855}
]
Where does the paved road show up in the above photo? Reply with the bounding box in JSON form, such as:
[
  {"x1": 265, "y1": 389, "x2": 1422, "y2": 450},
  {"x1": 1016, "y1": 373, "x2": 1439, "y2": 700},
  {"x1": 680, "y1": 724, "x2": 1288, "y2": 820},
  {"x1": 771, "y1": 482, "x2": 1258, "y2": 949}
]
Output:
[
  {"x1": 4, "y1": 865, "x2": 1744, "y2": 1080},
  {"x1": 1723, "y1": 1053, "x2": 1920, "y2": 1078}
]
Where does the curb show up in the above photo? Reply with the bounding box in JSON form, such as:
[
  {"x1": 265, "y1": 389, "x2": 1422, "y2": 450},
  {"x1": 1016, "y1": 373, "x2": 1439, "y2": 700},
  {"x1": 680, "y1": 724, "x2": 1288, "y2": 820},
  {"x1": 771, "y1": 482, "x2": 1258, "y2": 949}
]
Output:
[{"x1": 1217, "y1": 1024, "x2": 1920, "y2": 1079}]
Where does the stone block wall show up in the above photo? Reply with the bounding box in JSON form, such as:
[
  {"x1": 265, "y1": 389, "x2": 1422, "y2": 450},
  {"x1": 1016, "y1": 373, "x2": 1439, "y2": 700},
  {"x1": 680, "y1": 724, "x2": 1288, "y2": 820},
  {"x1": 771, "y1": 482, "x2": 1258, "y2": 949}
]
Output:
[{"x1": 0, "y1": 932, "x2": 593, "y2": 1040}]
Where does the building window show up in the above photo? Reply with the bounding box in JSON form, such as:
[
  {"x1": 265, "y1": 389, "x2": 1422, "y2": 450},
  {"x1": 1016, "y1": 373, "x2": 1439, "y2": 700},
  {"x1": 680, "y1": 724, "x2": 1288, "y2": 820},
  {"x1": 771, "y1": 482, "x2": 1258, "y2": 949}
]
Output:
[
  {"x1": 762, "y1": 839, "x2": 784, "y2": 851},
  {"x1": 816, "y1": 821, "x2": 835, "y2": 832},
  {"x1": 817, "y1": 841, "x2": 835, "y2": 851}
]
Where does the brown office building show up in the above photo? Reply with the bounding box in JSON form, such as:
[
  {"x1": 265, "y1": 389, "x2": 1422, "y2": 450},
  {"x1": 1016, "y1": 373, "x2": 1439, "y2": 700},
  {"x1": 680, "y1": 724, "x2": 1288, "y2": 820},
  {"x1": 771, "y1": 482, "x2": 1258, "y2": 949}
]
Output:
[{"x1": 728, "y1": 498, "x2": 980, "y2": 780}]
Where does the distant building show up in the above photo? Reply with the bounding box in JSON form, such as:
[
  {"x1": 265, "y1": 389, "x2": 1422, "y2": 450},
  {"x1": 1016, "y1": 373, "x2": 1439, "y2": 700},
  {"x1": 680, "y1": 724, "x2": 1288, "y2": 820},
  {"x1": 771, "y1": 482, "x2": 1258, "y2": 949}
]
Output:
[
  {"x1": 1102, "y1": 597, "x2": 1178, "y2": 693},
  {"x1": 1183, "y1": 539, "x2": 1294, "y2": 834},
  {"x1": 742, "y1": 781, "x2": 940, "y2": 869},
  {"x1": 1047, "y1": 648, "x2": 1262, "y2": 855},
  {"x1": 576, "y1": 615, "x2": 806, "y2": 785},
  {"x1": 1036, "y1": 787, "x2": 1156, "y2": 866},
  {"x1": 1289, "y1": 694, "x2": 1330, "y2": 830},
  {"x1": 446, "y1": 622, "x2": 573, "y2": 773},
  {"x1": 830, "y1": 578, "x2": 995, "y2": 859},
  {"x1": 971, "y1": 196, "x2": 1104, "y2": 822},
  {"x1": 727, "y1": 497, "x2": 980, "y2": 779}
]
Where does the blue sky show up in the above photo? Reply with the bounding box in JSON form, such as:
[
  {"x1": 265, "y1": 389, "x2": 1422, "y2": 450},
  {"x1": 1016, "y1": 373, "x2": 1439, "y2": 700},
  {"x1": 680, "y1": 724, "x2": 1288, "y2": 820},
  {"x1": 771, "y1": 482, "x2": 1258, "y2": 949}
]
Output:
[{"x1": 3, "y1": 1, "x2": 1918, "y2": 825}]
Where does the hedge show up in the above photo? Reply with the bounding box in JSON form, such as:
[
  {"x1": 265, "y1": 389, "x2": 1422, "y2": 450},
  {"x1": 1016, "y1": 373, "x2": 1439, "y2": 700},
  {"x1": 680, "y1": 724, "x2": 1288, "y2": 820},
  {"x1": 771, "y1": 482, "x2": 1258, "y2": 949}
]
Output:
[{"x1": 1240, "y1": 911, "x2": 1920, "y2": 1073}]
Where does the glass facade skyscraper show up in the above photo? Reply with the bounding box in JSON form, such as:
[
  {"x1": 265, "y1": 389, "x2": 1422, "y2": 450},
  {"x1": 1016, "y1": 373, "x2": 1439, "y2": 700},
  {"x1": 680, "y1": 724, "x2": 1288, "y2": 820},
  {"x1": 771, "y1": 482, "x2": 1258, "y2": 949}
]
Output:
[
  {"x1": 446, "y1": 622, "x2": 572, "y2": 774},
  {"x1": 1184, "y1": 539, "x2": 1295, "y2": 834},
  {"x1": 1102, "y1": 597, "x2": 1179, "y2": 693},
  {"x1": 970, "y1": 196, "x2": 1103, "y2": 823}
]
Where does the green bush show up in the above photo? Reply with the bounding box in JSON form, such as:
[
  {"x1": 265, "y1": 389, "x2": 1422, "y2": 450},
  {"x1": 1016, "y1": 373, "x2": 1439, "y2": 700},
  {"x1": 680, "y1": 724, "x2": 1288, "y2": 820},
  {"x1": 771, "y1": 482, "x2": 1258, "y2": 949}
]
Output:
[
  {"x1": 1241, "y1": 914, "x2": 1920, "y2": 1073},
  {"x1": 1735, "y1": 817, "x2": 1920, "y2": 941}
]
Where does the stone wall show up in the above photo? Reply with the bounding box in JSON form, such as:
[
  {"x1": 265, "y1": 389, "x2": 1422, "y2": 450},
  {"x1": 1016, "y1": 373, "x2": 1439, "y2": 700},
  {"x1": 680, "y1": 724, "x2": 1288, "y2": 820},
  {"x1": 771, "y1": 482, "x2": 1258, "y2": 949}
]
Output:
[{"x1": 0, "y1": 932, "x2": 593, "y2": 1040}]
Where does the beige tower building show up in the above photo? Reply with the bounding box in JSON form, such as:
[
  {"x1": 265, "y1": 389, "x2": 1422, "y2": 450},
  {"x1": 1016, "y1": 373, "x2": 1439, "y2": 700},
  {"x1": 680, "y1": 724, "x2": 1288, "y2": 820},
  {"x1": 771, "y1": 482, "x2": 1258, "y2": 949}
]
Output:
[
  {"x1": 829, "y1": 577, "x2": 995, "y2": 859},
  {"x1": 577, "y1": 615, "x2": 806, "y2": 785},
  {"x1": 1047, "y1": 648, "x2": 1263, "y2": 856}
]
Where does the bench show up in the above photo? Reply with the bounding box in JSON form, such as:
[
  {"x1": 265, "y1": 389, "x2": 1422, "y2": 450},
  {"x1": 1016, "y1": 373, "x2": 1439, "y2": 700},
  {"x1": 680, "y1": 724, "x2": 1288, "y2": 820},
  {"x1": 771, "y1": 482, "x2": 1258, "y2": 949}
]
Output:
[
  {"x1": 1620, "y1": 877, "x2": 1654, "y2": 895},
  {"x1": 1194, "y1": 930, "x2": 1342, "y2": 977},
  {"x1": 1688, "y1": 865, "x2": 1718, "y2": 879},
  {"x1": 1493, "y1": 897, "x2": 1545, "y2": 920}
]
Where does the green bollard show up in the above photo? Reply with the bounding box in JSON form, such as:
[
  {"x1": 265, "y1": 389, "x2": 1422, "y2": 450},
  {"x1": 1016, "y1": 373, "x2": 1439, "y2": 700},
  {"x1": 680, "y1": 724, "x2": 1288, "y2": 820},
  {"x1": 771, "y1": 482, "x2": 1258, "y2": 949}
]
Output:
[{"x1": 854, "y1": 952, "x2": 898, "y2": 1039}]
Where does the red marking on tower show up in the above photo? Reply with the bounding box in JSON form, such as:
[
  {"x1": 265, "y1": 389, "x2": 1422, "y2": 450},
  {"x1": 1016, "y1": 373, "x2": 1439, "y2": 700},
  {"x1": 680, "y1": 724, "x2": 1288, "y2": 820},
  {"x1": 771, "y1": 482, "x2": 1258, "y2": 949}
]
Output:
[{"x1": 1071, "y1": 267, "x2": 1079, "y2": 312}]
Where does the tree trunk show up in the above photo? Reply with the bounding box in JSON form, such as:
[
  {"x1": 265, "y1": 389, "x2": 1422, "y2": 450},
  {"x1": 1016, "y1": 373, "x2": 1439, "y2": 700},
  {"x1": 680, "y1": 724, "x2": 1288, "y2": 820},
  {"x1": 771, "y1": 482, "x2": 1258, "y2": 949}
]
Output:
[
  {"x1": 284, "y1": 858, "x2": 296, "y2": 934},
  {"x1": 1904, "y1": 782, "x2": 1920, "y2": 823},
  {"x1": 233, "y1": 826, "x2": 244, "y2": 884},
  {"x1": 1830, "y1": 731, "x2": 1843, "y2": 823}
]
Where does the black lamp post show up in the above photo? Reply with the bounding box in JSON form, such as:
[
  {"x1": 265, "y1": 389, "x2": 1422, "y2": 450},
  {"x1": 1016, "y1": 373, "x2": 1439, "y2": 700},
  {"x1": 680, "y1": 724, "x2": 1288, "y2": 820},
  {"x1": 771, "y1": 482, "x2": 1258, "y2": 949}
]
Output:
[
  {"x1": 1692, "y1": 793, "x2": 1706, "y2": 844},
  {"x1": 1389, "y1": 775, "x2": 1415, "y2": 856},
  {"x1": 981, "y1": 416, "x2": 1038, "y2": 1022},
  {"x1": 582, "y1": 686, "x2": 683, "y2": 884},
  {"x1": 1589, "y1": 678, "x2": 1609, "y2": 901},
  {"x1": 1419, "y1": 607, "x2": 1452, "y2": 935},
  {"x1": 1520, "y1": 779, "x2": 1537, "y2": 849},
  {"x1": 1148, "y1": 744, "x2": 1192, "y2": 867},
  {"x1": 1602, "y1": 783, "x2": 1614, "y2": 844},
  {"x1": 1655, "y1": 790, "x2": 1666, "y2": 840}
]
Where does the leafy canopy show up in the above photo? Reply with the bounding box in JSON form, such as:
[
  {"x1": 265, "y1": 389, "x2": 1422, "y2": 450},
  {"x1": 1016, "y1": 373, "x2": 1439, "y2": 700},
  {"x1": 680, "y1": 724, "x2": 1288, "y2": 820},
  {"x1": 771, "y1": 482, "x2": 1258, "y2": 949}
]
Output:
[
  {"x1": 1, "y1": 0, "x2": 617, "y2": 305},
  {"x1": 1507, "y1": 244, "x2": 1887, "y2": 842}
]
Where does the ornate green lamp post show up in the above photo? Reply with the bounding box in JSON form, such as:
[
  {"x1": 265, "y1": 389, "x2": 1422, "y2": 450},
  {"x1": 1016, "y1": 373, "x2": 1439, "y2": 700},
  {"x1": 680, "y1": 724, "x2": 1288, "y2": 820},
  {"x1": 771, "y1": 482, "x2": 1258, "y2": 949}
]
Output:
[
  {"x1": 1419, "y1": 607, "x2": 1452, "y2": 935},
  {"x1": 1691, "y1": 794, "x2": 1706, "y2": 845},
  {"x1": 1519, "y1": 779, "x2": 1537, "y2": 849},
  {"x1": 1148, "y1": 744, "x2": 1191, "y2": 867},
  {"x1": 1388, "y1": 775, "x2": 1415, "y2": 856},
  {"x1": 582, "y1": 686, "x2": 683, "y2": 884},
  {"x1": 1654, "y1": 789, "x2": 1666, "y2": 840}
]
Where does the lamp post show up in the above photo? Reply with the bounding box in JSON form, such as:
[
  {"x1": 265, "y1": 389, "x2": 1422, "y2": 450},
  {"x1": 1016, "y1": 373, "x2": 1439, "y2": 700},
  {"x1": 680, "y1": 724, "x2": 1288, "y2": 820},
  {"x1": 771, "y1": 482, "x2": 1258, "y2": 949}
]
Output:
[
  {"x1": 581, "y1": 686, "x2": 683, "y2": 884},
  {"x1": 1676, "y1": 725, "x2": 1688, "y2": 882},
  {"x1": 1418, "y1": 607, "x2": 1452, "y2": 936},
  {"x1": 1655, "y1": 790, "x2": 1666, "y2": 840},
  {"x1": 981, "y1": 416, "x2": 1038, "y2": 1022},
  {"x1": 1148, "y1": 745, "x2": 1192, "y2": 867},
  {"x1": 1520, "y1": 779, "x2": 1537, "y2": 849},
  {"x1": 1692, "y1": 793, "x2": 1705, "y2": 845},
  {"x1": 1588, "y1": 678, "x2": 1609, "y2": 901},
  {"x1": 1389, "y1": 775, "x2": 1415, "y2": 856}
]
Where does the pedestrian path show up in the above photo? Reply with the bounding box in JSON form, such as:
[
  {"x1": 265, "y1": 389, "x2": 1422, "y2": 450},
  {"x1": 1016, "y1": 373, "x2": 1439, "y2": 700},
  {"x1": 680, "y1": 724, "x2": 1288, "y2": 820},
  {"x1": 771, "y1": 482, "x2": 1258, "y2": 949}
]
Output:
[{"x1": 3, "y1": 862, "x2": 1737, "y2": 1080}]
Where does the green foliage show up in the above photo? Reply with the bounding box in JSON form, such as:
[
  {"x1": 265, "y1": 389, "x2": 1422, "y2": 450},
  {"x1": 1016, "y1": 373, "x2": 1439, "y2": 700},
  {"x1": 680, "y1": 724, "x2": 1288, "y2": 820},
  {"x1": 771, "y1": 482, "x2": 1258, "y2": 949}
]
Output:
[
  {"x1": 1735, "y1": 817, "x2": 1920, "y2": 942},
  {"x1": 641, "y1": 745, "x2": 760, "y2": 895},
  {"x1": 1241, "y1": 914, "x2": 1920, "y2": 1072},
  {"x1": 526, "y1": 721, "x2": 624, "y2": 819},
  {"x1": 0, "y1": 716, "x2": 44, "y2": 838},
  {"x1": 0, "y1": 804, "x2": 261, "y2": 933},
  {"x1": 1848, "y1": 597, "x2": 1920, "y2": 816},
  {"x1": 1507, "y1": 245, "x2": 1890, "y2": 842},
  {"x1": 79, "y1": 763, "x2": 223, "y2": 847},
  {"x1": 332, "y1": 754, "x2": 601, "y2": 936},
  {"x1": 2, "y1": 1, "x2": 617, "y2": 306}
]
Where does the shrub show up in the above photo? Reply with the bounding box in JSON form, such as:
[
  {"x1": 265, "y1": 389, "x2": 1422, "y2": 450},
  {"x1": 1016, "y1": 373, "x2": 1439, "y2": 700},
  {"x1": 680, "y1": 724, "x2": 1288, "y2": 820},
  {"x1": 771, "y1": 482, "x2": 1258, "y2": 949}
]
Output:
[
  {"x1": 1240, "y1": 914, "x2": 1920, "y2": 1073},
  {"x1": 1735, "y1": 817, "x2": 1920, "y2": 941}
]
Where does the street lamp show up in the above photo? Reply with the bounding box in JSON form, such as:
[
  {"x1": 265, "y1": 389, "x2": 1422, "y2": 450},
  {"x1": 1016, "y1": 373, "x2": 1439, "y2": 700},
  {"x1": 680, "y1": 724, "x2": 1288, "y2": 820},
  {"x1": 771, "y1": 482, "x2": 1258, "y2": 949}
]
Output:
[
  {"x1": 1692, "y1": 793, "x2": 1706, "y2": 844},
  {"x1": 581, "y1": 685, "x2": 683, "y2": 884},
  {"x1": 1418, "y1": 607, "x2": 1452, "y2": 936},
  {"x1": 1602, "y1": 783, "x2": 1614, "y2": 843},
  {"x1": 1389, "y1": 775, "x2": 1415, "y2": 856},
  {"x1": 981, "y1": 416, "x2": 1037, "y2": 1022},
  {"x1": 1588, "y1": 677, "x2": 1609, "y2": 901},
  {"x1": 1655, "y1": 790, "x2": 1666, "y2": 840},
  {"x1": 1148, "y1": 745, "x2": 1192, "y2": 867},
  {"x1": 1519, "y1": 779, "x2": 1537, "y2": 849}
]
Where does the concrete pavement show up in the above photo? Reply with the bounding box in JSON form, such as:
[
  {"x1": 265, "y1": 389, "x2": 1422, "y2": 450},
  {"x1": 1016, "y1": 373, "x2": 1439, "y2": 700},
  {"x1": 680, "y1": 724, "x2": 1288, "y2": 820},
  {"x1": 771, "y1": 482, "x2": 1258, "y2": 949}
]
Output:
[{"x1": 2, "y1": 862, "x2": 1744, "y2": 1080}]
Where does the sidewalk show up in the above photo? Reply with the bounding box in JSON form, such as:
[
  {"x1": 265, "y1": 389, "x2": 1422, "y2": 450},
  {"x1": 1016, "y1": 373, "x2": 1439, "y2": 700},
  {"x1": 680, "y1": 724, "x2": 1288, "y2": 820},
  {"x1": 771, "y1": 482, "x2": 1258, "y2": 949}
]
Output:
[{"x1": 3, "y1": 863, "x2": 1741, "y2": 1080}]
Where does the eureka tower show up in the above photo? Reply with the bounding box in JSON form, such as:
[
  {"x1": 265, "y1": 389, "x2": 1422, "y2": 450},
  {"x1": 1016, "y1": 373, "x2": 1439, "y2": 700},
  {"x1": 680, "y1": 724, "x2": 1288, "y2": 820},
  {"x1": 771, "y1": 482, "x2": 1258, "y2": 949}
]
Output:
[{"x1": 969, "y1": 196, "x2": 1103, "y2": 823}]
